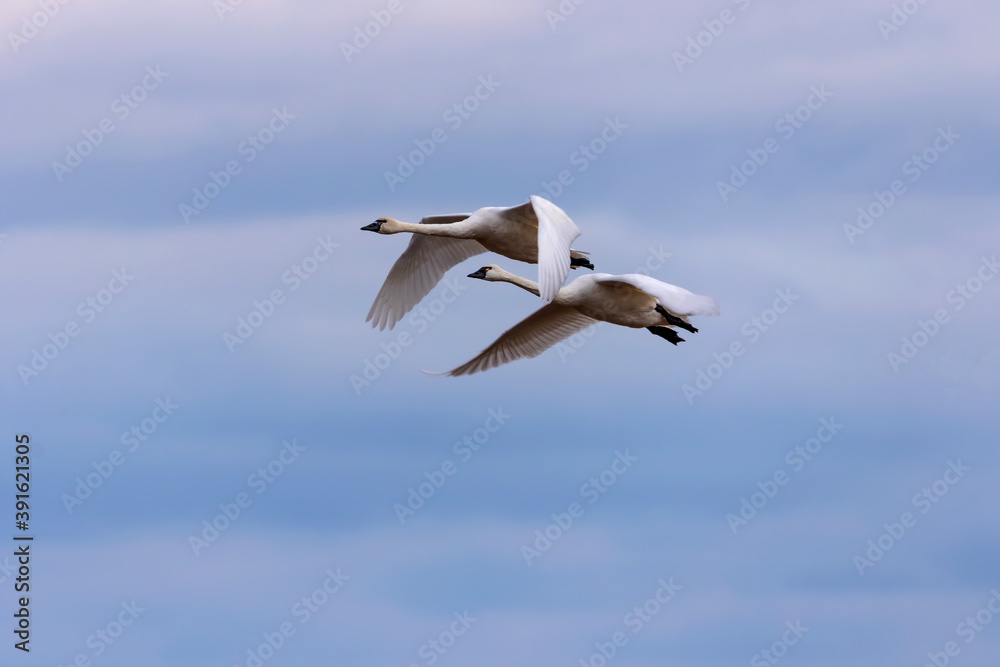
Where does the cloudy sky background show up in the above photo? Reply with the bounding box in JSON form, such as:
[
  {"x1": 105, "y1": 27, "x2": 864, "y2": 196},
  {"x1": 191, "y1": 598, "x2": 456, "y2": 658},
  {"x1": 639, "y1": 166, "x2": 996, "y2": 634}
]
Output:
[{"x1": 2, "y1": 0, "x2": 999, "y2": 665}]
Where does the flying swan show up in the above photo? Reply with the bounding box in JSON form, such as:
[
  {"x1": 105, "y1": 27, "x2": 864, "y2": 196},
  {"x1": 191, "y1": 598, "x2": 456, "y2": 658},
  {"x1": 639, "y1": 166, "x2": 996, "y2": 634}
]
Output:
[
  {"x1": 431, "y1": 265, "x2": 719, "y2": 377},
  {"x1": 361, "y1": 195, "x2": 593, "y2": 330}
]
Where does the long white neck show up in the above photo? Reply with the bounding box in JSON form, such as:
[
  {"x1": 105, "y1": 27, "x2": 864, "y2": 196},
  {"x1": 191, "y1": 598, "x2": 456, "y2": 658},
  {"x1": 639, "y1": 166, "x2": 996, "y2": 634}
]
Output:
[
  {"x1": 493, "y1": 269, "x2": 540, "y2": 297},
  {"x1": 389, "y1": 221, "x2": 472, "y2": 238}
]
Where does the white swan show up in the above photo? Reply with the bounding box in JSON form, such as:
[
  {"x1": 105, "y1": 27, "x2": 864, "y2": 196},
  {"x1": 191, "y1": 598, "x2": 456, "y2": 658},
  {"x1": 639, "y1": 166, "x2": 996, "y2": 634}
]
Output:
[
  {"x1": 361, "y1": 195, "x2": 593, "y2": 330},
  {"x1": 432, "y1": 265, "x2": 719, "y2": 376}
]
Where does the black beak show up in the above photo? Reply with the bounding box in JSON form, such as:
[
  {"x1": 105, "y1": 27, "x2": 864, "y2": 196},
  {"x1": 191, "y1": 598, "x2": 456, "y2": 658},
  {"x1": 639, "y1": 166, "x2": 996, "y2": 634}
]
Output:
[
  {"x1": 361, "y1": 221, "x2": 382, "y2": 232},
  {"x1": 467, "y1": 267, "x2": 490, "y2": 280}
]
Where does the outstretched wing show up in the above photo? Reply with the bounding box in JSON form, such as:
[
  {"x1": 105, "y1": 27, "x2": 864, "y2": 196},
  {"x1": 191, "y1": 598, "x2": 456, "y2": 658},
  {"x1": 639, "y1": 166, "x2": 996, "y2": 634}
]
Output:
[
  {"x1": 433, "y1": 303, "x2": 597, "y2": 377},
  {"x1": 530, "y1": 195, "x2": 582, "y2": 303},
  {"x1": 367, "y1": 214, "x2": 484, "y2": 330},
  {"x1": 595, "y1": 274, "x2": 720, "y2": 316}
]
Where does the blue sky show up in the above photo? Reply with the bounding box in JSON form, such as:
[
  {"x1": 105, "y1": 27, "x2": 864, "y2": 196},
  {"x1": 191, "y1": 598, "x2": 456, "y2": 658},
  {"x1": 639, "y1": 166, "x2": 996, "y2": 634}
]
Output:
[{"x1": 2, "y1": 1, "x2": 999, "y2": 665}]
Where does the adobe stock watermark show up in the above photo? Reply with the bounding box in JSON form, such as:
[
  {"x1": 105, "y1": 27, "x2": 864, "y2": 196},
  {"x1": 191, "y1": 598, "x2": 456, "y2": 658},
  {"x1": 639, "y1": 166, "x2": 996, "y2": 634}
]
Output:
[
  {"x1": 405, "y1": 611, "x2": 478, "y2": 667},
  {"x1": 919, "y1": 587, "x2": 1000, "y2": 667},
  {"x1": 887, "y1": 254, "x2": 997, "y2": 372},
  {"x1": 554, "y1": 243, "x2": 672, "y2": 363},
  {"x1": 545, "y1": 0, "x2": 590, "y2": 31},
  {"x1": 716, "y1": 85, "x2": 833, "y2": 202},
  {"x1": 521, "y1": 450, "x2": 638, "y2": 566},
  {"x1": 223, "y1": 235, "x2": 339, "y2": 352},
  {"x1": 577, "y1": 578, "x2": 682, "y2": 667},
  {"x1": 213, "y1": 0, "x2": 249, "y2": 21},
  {"x1": 539, "y1": 116, "x2": 628, "y2": 200},
  {"x1": 51, "y1": 66, "x2": 168, "y2": 182},
  {"x1": 233, "y1": 567, "x2": 349, "y2": 667},
  {"x1": 7, "y1": 0, "x2": 74, "y2": 54},
  {"x1": 179, "y1": 107, "x2": 295, "y2": 223},
  {"x1": 877, "y1": 0, "x2": 932, "y2": 41},
  {"x1": 853, "y1": 459, "x2": 970, "y2": 576},
  {"x1": 339, "y1": 0, "x2": 414, "y2": 62},
  {"x1": 17, "y1": 268, "x2": 135, "y2": 386},
  {"x1": 350, "y1": 277, "x2": 469, "y2": 395},
  {"x1": 672, "y1": 0, "x2": 753, "y2": 73},
  {"x1": 682, "y1": 288, "x2": 799, "y2": 404},
  {"x1": 384, "y1": 75, "x2": 501, "y2": 192},
  {"x1": 188, "y1": 439, "x2": 306, "y2": 556},
  {"x1": 0, "y1": 557, "x2": 16, "y2": 586},
  {"x1": 393, "y1": 407, "x2": 511, "y2": 524},
  {"x1": 750, "y1": 620, "x2": 809, "y2": 667},
  {"x1": 844, "y1": 127, "x2": 960, "y2": 243},
  {"x1": 55, "y1": 600, "x2": 145, "y2": 667},
  {"x1": 725, "y1": 417, "x2": 845, "y2": 534},
  {"x1": 61, "y1": 398, "x2": 179, "y2": 514}
]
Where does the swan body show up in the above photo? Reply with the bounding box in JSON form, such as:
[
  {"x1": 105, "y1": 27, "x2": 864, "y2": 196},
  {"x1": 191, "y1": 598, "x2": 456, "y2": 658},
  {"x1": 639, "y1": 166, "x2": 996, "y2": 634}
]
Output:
[
  {"x1": 362, "y1": 196, "x2": 592, "y2": 330},
  {"x1": 433, "y1": 265, "x2": 719, "y2": 377}
]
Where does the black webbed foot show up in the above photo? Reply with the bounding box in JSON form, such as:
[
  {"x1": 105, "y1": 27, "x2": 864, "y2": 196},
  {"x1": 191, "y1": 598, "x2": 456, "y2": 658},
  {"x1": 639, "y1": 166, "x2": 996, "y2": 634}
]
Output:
[
  {"x1": 647, "y1": 326, "x2": 685, "y2": 345},
  {"x1": 570, "y1": 257, "x2": 595, "y2": 270},
  {"x1": 654, "y1": 304, "x2": 697, "y2": 333}
]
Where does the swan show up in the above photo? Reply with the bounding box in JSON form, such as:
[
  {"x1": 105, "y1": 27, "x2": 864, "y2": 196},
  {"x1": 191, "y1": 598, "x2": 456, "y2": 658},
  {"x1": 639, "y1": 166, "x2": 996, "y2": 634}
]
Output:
[
  {"x1": 361, "y1": 195, "x2": 593, "y2": 330},
  {"x1": 431, "y1": 265, "x2": 719, "y2": 377}
]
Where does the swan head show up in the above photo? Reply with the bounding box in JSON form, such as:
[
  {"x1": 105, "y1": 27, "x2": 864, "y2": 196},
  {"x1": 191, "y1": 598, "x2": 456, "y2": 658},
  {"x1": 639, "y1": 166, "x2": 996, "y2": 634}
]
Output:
[
  {"x1": 360, "y1": 217, "x2": 402, "y2": 234},
  {"x1": 468, "y1": 265, "x2": 504, "y2": 281}
]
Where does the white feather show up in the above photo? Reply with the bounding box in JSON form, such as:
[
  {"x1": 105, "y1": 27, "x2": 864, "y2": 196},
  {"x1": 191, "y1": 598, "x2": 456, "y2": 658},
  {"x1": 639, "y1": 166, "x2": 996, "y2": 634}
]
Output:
[
  {"x1": 594, "y1": 273, "x2": 720, "y2": 316},
  {"x1": 530, "y1": 195, "x2": 581, "y2": 303},
  {"x1": 437, "y1": 303, "x2": 597, "y2": 377}
]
